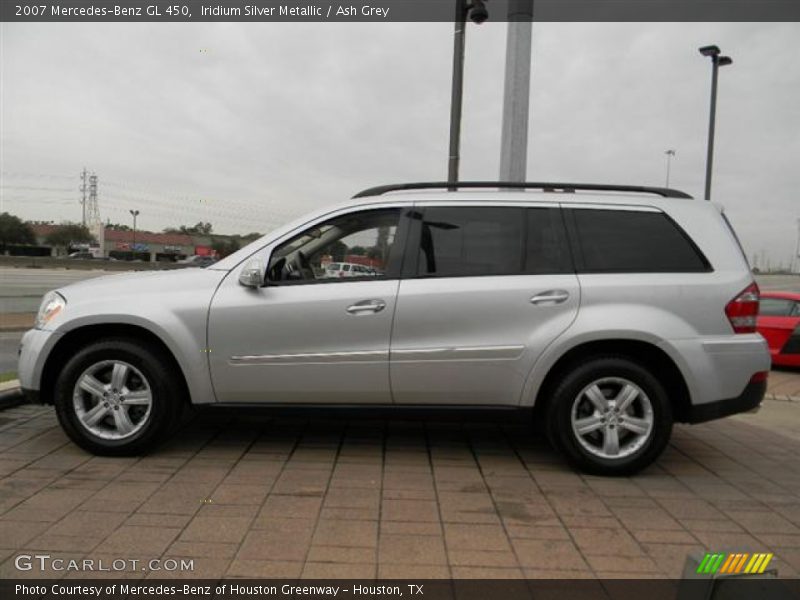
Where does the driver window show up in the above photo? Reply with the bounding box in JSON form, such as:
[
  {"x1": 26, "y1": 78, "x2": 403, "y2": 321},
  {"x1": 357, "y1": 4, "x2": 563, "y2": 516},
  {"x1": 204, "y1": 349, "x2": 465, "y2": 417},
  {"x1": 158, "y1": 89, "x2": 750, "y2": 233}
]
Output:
[{"x1": 267, "y1": 208, "x2": 401, "y2": 284}]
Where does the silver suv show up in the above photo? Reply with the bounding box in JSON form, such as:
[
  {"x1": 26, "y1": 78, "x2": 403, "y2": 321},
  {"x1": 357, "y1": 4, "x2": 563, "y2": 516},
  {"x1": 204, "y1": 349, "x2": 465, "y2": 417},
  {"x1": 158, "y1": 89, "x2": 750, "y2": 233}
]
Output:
[{"x1": 18, "y1": 182, "x2": 770, "y2": 475}]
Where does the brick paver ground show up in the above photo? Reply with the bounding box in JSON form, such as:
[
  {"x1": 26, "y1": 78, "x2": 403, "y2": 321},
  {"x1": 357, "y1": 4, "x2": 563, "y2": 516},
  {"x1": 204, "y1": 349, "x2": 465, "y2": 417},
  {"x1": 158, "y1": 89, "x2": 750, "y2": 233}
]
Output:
[
  {"x1": 1, "y1": 402, "x2": 800, "y2": 580},
  {"x1": 768, "y1": 368, "x2": 800, "y2": 401}
]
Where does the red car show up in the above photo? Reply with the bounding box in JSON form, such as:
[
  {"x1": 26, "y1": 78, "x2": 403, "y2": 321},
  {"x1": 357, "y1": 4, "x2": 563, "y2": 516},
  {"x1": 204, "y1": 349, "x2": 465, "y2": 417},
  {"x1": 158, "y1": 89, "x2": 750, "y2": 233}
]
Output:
[{"x1": 757, "y1": 291, "x2": 800, "y2": 367}]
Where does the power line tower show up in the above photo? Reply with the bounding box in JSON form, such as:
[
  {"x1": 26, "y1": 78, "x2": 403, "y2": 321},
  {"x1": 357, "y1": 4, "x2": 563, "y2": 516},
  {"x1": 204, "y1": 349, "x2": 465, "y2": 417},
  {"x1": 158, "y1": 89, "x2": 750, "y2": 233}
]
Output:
[
  {"x1": 80, "y1": 167, "x2": 88, "y2": 225},
  {"x1": 87, "y1": 173, "x2": 100, "y2": 224}
]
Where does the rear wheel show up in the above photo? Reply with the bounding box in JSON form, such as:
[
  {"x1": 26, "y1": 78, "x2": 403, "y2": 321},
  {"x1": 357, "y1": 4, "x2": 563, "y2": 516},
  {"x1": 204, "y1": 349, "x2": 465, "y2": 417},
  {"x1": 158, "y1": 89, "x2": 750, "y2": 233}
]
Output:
[
  {"x1": 54, "y1": 338, "x2": 184, "y2": 455},
  {"x1": 545, "y1": 356, "x2": 672, "y2": 476}
]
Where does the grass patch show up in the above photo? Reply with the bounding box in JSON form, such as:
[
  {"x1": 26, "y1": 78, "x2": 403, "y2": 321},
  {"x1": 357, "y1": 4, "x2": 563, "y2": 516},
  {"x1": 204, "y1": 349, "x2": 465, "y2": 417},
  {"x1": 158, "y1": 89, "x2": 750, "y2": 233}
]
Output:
[{"x1": 0, "y1": 372, "x2": 18, "y2": 384}]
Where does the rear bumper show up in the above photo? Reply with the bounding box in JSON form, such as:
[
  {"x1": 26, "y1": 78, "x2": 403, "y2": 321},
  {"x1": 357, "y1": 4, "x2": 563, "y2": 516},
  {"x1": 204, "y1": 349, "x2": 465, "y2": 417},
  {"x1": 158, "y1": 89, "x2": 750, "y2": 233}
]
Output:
[{"x1": 684, "y1": 379, "x2": 767, "y2": 424}]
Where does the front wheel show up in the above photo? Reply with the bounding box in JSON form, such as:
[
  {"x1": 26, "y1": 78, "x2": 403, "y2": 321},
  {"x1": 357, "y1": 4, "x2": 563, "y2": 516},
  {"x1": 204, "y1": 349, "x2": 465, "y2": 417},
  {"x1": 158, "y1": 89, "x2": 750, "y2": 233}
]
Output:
[
  {"x1": 545, "y1": 356, "x2": 673, "y2": 476},
  {"x1": 54, "y1": 338, "x2": 184, "y2": 455}
]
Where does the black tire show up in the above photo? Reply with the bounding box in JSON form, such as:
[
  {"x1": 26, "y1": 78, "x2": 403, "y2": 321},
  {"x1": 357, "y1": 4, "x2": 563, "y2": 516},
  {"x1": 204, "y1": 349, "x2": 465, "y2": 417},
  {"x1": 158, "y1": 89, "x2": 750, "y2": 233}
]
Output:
[
  {"x1": 54, "y1": 338, "x2": 184, "y2": 456},
  {"x1": 544, "y1": 356, "x2": 673, "y2": 476}
]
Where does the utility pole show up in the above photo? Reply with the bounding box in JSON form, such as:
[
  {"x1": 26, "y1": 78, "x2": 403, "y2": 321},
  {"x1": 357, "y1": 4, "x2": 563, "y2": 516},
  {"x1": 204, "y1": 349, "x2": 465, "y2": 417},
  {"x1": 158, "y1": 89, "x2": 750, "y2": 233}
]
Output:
[
  {"x1": 664, "y1": 149, "x2": 676, "y2": 187},
  {"x1": 499, "y1": 0, "x2": 534, "y2": 183},
  {"x1": 80, "y1": 168, "x2": 88, "y2": 226},
  {"x1": 447, "y1": 0, "x2": 488, "y2": 188}
]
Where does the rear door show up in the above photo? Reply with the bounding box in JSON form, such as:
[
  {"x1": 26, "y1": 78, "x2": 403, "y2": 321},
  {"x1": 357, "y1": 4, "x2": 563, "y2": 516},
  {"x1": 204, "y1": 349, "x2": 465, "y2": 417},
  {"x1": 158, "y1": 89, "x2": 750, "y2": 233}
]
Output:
[{"x1": 389, "y1": 203, "x2": 580, "y2": 406}]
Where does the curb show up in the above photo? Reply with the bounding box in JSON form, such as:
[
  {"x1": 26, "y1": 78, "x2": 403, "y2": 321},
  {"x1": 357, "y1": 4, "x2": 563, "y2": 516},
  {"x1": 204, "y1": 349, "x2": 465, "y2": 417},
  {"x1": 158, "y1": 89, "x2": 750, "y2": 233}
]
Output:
[{"x1": 0, "y1": 386, "x2": 25, "y2": 410}]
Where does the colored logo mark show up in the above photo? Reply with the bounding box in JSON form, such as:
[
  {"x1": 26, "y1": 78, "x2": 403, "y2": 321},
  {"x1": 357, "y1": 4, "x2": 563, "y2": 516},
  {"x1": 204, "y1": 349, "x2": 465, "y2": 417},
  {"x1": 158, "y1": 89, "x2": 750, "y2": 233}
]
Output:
[{"x1": 697, "y1": 552, "x2": 773, "y2": 575}]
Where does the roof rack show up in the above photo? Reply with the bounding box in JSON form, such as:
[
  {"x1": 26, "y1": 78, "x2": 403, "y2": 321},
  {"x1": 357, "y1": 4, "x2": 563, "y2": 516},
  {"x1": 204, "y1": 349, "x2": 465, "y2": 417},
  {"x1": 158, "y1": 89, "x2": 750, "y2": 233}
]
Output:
[{"x1": 352, "y1": 181, "x2": 693, "y2": 199}]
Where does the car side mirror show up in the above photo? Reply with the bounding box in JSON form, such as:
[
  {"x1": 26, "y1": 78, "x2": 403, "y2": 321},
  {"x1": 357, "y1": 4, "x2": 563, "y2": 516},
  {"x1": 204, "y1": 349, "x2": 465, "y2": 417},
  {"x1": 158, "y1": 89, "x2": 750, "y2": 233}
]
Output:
[{"x1": 238, "y1": 258, "x2": 265, "y2": 288}]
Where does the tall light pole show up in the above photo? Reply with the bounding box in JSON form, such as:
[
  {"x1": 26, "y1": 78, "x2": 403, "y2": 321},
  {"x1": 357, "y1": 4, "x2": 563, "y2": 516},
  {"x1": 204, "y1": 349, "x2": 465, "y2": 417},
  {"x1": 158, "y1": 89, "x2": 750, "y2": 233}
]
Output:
[
  {"x1": 794, "y1": 218, "x2": 800, "y2": 274},
  {"x1": 664, "y1": 149, "x2": 676, "y2": 187},
  {"x1": 699, "y1": 45, "x2": 732, "y2": 201},
  {"x1": 499, "y1": 0, "x2": 534, "y2": 183},
  {"x1": 129, "y1": 209, "x2": 140, "y2": 257},
  {"x1": 447, "y1": 0, "x2": 488, "y2": 189}
]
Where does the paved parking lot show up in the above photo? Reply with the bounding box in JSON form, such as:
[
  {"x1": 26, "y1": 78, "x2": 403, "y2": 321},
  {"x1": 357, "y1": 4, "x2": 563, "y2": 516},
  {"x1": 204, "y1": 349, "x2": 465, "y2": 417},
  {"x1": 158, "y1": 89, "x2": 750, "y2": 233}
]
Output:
[{"x1": 1, "y1": 398, "x2": 800, "y2": 580}]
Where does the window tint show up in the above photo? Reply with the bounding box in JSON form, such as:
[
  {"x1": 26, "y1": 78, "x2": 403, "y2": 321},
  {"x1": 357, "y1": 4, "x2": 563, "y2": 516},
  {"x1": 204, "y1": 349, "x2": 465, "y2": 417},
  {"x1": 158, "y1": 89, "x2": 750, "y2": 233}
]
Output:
[
  {"x1": 417, "y1": 207, "x2": 524, "y2": 277},
  {"x1": 526, "y1": 208, "x2": 573, "y2": 274},
  {"x1": 759, "y1": 298, "x2": 795, "y2": 317},
  {"x1": 268, "y1": 208, "x2": 400, "y2": 284},
  {"x1": 414, "y1": 206, "x2": 571, "y2": 278},
  {"x1": 571, "y1": 209, "x2": 709, "y2": 273}
]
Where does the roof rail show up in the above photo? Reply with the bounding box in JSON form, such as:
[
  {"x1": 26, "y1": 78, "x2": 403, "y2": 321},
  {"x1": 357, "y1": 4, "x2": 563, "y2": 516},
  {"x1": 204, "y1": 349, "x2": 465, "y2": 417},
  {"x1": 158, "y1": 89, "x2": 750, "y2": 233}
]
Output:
[{"x1": 352, "y1": 181, "x2": 693, "y2": 199}]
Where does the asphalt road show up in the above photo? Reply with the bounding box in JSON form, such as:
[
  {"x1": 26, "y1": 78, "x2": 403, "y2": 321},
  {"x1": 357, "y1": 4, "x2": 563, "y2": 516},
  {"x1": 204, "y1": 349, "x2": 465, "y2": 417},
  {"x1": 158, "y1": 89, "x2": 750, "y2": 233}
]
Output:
[
  {"x1": 0, "y1": 332, "x2": 21, "y2": 376},
  {"x1": 0, "y1": 267, "x2": 111, "y2": 313}
]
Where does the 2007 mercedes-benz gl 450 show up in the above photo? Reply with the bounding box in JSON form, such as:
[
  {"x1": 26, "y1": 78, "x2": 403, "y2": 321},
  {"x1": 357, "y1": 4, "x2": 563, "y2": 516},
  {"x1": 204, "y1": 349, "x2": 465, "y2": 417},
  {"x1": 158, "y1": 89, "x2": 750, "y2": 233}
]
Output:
[{"x1": 18, "y1": 182, "x2": 771, "y2": 475}]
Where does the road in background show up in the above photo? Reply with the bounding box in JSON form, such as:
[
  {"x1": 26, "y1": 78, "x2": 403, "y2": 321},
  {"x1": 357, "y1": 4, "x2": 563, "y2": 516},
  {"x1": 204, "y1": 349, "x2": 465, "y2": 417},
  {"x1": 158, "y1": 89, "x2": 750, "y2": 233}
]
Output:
[
  {"x1": 0, "y1": 268, "x2": 111, "y2": 313},
  {"x1": 0, "y1": 332, "x2": 21, "y2": 375},
  {"x1": 757, "y1": 273, "x2": 800, "y2": 291}
]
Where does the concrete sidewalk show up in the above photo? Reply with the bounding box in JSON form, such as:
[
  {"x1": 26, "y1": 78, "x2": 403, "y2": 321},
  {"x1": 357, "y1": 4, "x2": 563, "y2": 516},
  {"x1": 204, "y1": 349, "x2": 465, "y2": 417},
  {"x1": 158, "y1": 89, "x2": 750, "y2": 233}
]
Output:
[{"x1": 1, "y1": 401, "x2": 800, "y2": 580}]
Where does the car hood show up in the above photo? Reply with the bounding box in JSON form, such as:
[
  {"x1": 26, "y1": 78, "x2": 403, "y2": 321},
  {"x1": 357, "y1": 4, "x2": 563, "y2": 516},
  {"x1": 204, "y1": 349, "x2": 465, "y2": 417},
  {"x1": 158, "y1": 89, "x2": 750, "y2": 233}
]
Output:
[{"x1": 55, "y1": 267, "x2": 227, "y2": 302}]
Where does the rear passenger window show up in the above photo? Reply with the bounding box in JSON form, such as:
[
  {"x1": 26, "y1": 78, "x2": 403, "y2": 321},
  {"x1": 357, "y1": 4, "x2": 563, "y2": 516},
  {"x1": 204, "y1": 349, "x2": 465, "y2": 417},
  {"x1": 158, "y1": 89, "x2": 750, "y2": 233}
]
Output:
[
  {"x1": 417, "y1": 207, "x2": 523, "y2": 277},
  {"x1": 415, "y1": 206, "x2": 571, "y2": 278},
  {"x1": 571, "y1": 209, "x2": 710, "y2": 273}
]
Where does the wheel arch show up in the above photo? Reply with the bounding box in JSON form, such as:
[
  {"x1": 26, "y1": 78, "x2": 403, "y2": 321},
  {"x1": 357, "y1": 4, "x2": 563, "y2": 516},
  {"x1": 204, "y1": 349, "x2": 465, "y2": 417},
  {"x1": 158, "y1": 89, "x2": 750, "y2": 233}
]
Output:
[
  {"x1": 532, "y1": 338, "x2": 693, "y2": 423},
  {"x1": 40, "y1": 323, "x2": 191, "y2": 407}
]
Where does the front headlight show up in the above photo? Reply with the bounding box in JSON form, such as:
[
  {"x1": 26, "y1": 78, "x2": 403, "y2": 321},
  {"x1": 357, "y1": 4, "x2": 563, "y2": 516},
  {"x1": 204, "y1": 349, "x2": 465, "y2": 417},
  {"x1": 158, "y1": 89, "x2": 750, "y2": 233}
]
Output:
[{"x1": 35, "y1": 292, "x2": 66, "y2": 329}]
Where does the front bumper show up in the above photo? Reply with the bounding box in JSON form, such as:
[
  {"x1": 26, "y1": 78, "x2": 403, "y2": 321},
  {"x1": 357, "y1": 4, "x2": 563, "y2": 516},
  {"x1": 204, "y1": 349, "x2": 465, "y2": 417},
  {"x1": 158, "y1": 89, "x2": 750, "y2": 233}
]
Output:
[
  {"x1": 684, "y1": 379, "x2": 767, "y2": 424},
  {"x1": 17, "y1": 327, "x2": 61, "y2": 399}
]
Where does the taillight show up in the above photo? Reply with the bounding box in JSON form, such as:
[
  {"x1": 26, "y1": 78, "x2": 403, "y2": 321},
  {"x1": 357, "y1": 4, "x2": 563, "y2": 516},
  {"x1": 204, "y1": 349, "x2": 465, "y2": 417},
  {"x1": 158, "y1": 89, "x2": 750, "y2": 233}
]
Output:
[{"x1": 725, "y1": 282, "x2": 760, "y2": 334}]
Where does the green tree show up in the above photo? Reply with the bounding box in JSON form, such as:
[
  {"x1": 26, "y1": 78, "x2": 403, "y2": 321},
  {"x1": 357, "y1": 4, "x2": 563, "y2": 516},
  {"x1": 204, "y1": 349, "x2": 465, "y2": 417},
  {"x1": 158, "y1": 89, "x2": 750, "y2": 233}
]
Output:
[
  {"x1": 164, "y1": 222, "x2": 213, "y2": 235},
  {"x1": 44, "y1": 223, "x2": 96, "y2": 254},
  {"x1": 106, "y1": 222, "x2": 131, "y2": 231},
  {"x1": 0, "y1": 212, "x2": 35, "y2": 253},
  {"x1": 348, "y1": 245, "x2": 367, "y2": 256},
  {"x1": 211, "y1": 238, "x2": 240, "y2": 259}
]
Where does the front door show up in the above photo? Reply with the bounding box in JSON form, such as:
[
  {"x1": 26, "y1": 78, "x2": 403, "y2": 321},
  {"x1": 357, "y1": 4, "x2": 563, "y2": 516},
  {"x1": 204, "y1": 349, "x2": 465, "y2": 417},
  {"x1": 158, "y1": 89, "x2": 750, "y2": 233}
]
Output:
[{"x1": 208, "y1": 206, "x2": 407, "y2": 404}]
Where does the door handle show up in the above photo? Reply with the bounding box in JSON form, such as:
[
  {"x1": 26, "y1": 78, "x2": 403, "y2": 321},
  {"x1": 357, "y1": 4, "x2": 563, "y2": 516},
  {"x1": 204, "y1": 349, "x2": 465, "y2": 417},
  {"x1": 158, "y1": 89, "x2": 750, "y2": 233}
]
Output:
[
  {"x1": 530, "y1": 290, "x2": 570, "y2": 305},
  {"x1": 346, "y1": 299, "x2": 387, "y2": 314}
]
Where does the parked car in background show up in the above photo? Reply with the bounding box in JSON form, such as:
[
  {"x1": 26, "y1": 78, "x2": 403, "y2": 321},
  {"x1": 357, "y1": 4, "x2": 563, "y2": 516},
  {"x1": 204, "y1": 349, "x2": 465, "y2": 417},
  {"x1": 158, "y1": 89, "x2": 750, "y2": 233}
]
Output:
[
  {"x1": 324, "y1": 262, "x2": 378, "y2": 278},
  {"x1": 66, "y1": 251, "x2": 95, "y2": 259},
  {"x1": 757, "y1": 291, "x2": 800, "y2": 367},
  {"x1": 18, "y1": 181, "x2": 770, "y2": 475},
  {"x1": 178, "y1": 255, "x2": 217, "y2": 268}
]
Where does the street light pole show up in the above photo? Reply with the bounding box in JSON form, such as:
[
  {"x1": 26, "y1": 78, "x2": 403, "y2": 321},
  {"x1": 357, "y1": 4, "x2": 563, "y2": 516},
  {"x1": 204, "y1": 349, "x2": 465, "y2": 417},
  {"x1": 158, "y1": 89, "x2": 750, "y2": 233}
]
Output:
[
  {"x1": 794, "y1": 218, "x2": 800, "y2": 274},
  {"x1": 447, "y1": 0, "x2": 488, "y2": 189},
  {"x1": 664, "y1": 149, "x2": 676, "y2": 187},
  {"x1": 699, "y1": 45, "x2": 732, "y2": 201},
  {"x1": 129, "y1": 209, "x2": 140, "y2": 258}
]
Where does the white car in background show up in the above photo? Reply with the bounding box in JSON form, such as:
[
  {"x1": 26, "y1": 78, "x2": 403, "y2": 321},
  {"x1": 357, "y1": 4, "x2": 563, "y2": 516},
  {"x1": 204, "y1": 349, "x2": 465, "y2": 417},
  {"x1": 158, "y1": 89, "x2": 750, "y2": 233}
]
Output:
[{"x1": 324, "y1": 262, "x2": 377, "y2": 278}]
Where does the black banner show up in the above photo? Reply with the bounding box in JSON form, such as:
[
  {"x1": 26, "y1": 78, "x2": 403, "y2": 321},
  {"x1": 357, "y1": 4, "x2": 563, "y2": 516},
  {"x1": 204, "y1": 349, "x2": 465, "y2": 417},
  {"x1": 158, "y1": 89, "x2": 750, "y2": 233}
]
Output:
[
  {"x1": 2, "y1": 0, "x2": 800, "y2": 23},
  {"x1": 2, "y1": 579, "x2": 800, "y2": 600}
]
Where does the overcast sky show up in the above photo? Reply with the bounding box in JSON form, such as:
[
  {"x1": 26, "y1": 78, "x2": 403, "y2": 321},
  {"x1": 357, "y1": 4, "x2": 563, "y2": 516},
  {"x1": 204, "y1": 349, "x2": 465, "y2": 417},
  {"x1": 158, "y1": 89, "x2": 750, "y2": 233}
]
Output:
[{"x1": 1, "y1": 22, "x2": 798, "y2": 268}]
